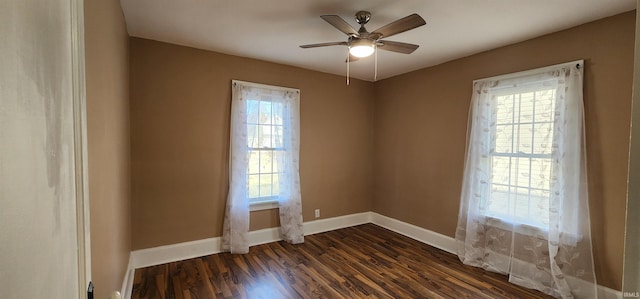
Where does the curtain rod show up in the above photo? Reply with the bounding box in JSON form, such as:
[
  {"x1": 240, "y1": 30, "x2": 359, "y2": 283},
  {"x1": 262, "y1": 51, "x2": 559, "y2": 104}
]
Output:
[
  {"x1": 473, "y1": 59, "x2": 584, "y2": 84},
  {"x1": 232, "y1": 80, "x2": 300, "y2": 93}
]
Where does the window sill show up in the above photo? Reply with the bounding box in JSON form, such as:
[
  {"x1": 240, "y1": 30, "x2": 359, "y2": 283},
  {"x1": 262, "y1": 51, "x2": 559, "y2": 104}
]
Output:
[
  {"x1": 483, "y1": 215, "x2": 548, "y2": 237},
  {"x1": 249, "y1": 200, "x2": 279, "y2": 211},
  {"x1": 481, "y1": 215, "x2": 581, "y2": 246}
]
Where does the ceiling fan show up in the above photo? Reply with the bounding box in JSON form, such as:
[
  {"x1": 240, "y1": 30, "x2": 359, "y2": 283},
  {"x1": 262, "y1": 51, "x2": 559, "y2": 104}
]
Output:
[{"x1": 300, "y1": 11, "x2": 426, "y2": 61}]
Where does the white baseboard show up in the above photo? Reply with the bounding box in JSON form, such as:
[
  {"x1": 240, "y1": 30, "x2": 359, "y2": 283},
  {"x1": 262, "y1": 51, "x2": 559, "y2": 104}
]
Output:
[
  {"x1": 130, "y1": 235, "x2": 222, "y2": 270},
  {"x1": 121, "y1": 211, "x2": 621, "y2": 299},
  {"x1": 304, "y1": 212, "x2": 372, "y2": 235},
  {"x1": 370, "y1": 212, "x2": 457, "y2": 254},
  {"x1": 129, "y1": 212, "x2": 373, "y2": 270}
]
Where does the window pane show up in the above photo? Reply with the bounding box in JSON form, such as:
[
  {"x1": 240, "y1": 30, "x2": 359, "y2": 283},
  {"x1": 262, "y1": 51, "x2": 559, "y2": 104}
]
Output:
[
  {"x1": 247, "y1": 100, "x2": 260, "y2": 124},
  {"x1": 248, "y1": 174, "x2": 260, "y2": 198},
  {"x1": 272, "y1": 173, "x2": 280, "y2": 196},
  {"x1": 273, "y1": 151, "x2": 284, "y2": 173},
  {"x1": 517, "y1": 123, "x2": 533, "y2": 154},
  {"x1": 273, "y1": 102, "x2": 284, "y2": 125},
  {"x1": 531, "y1": 158, "x2": 552, "y2": 189},
  {"x1": 492, "y1": 156, "x2": 511, "y2": 185},
  {"x1": 260, "y1": 151, "x2": 273, "y2": 173},
  {"x1": 533, "y1": 122, "x2": 553, "y2": 154},
  {"x1": 488, "y1": 185, "x2": 510, "y2": 216},
  {"x1": 248, "y1": 151, "x2": 260, "y2": 174},
  {"x1": 247, "y1": 124, "x2": 258, "y2": 148},
  {"x1": 495, "y1": 95, "x2": 515, "y2": 125},
  {"x1": 258, "y1": 125, "x2": 272, "y2": 148},
  {"x1": 260, "y1": 101, "x2": 272, "y2": 125},
  {"x1": 273, "y1": 125, "x2": 284, "y2": 148},
  {"x1": 494, "y1": 125, "x2": 513, "y2": 153},
  {"x1": 259, "y1": 174, "x2": 272, "y2": 197},
  {"x1": 515, "y1": 157, "x2": 530, "y2": 188},
  {"x1": 519, "y1": 92, "x2": 534, "y2": 123}
]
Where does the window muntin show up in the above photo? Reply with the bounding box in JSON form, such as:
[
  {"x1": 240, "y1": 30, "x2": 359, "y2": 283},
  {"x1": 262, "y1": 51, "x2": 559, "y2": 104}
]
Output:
[
  {"x1": 246, "y1": 99, "x2": 285, "y2": 202},
  {"x1": 485, "y1": 85, "x2": 557, "y2": 228}
]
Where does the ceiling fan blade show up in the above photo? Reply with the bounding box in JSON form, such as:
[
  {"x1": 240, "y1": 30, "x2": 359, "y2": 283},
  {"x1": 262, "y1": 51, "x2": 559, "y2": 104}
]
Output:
[
  {"x1": 371, "y1": 13, "x2": 426, "y2": 38},
  {"x1": 300, "y1": 41, "x2": 348, "y2": 48},
  {"x1": 320, "y1": 15, "x2": 359, "y2": 36},
  {"x1": 378, "y1": 40, "x2": 419, "y2": 54}
]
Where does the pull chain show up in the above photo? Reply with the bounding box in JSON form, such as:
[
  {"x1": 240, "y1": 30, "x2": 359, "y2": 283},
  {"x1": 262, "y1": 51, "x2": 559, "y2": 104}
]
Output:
[
  {"x1": 374, "y1": 45, "x2": 378, "y2": 81},
  {"x1": 346, "y1": 48, "x2": 350, "y2": 85}
]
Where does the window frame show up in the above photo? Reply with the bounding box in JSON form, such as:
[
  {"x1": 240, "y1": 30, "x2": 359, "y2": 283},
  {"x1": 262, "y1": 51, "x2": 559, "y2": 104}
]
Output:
[
  {"x1": 483, "y1": 84, "x2": 558, "y2": 230},
  {"x1": 246, "y1": 99, "x2": 285, "y2": 202}
]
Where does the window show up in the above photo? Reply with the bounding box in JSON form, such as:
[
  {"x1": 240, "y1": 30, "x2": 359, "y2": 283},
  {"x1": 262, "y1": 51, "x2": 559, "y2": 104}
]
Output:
[
  {"x1": 458, "y1": 61, "x2": 588, "y2": 238},
  {"x1": 227, "y1": 80, "x2": 300, "y2": 209},
  {"x1": 224, "y1": 80, "x2": 304, "y2": 252},
  {"x1": 246, "y1": 99, "x2": 285, "y2": 202},
  {"x1": 486, "y1": 84, "x2": 556, "y2": 228},
  {"x1": 456, "y1": 61, "x2": 596, "y2": 297}
]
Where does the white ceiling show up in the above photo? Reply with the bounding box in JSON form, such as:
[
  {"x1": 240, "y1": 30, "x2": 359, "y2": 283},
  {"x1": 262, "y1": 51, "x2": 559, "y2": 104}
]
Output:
[{"x1": 120, "y1": 0, "x2": 636, "y2": 81}]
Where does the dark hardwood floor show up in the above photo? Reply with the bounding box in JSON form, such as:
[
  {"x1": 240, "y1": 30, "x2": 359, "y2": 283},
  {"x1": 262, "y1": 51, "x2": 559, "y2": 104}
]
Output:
[{"x1": 132, "y1": 224, "x2": 553, "y2": 299}]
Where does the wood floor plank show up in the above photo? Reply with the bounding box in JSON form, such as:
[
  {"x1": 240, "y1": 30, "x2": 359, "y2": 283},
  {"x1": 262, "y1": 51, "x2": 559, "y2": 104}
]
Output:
[{"x1": 132, "y1": 224, "x2": 554, "y2": 299}]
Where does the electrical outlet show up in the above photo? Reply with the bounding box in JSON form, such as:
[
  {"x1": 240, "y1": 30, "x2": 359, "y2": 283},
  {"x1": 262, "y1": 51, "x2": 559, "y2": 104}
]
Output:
[{"x1": 314, "y1": 209, "x2": 320, "y2": 218}]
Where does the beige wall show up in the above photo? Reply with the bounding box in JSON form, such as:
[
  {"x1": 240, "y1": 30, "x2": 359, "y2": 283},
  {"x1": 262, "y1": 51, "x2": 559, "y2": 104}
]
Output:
[
  {"x1": 85, "y1": 0, "x2": 131, "y2": 297},
  {"x1": 129, "y1": 38, "x2": 375, "y2": 250},
  {"x1": 373, "y1": 12, "x2": 635, "y2": 290},
  {"x1": 128, "y1": 11, "x2": 634, "y2": 291}
]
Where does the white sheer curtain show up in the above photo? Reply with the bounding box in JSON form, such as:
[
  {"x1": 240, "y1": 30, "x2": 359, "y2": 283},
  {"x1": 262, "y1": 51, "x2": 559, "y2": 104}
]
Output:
[
  {"x1": 456, "y1": 62, "x2": 597, "y2": 298},
  {"x1": 276, "y1": 90, "x2": 304, "y2": 244},
  {"x1": 222, "y1": 81, "x2": 303, "y2": 254}
]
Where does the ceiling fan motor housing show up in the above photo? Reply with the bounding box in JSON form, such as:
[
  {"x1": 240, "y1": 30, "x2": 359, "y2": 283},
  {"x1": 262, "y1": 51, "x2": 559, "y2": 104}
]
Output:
[{"x1": 355, "y1": 11, "x2": 371, "y2": 25}]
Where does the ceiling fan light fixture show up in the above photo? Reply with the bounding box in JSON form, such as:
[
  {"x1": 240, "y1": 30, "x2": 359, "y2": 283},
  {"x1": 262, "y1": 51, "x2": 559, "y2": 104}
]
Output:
[
  {"x1": 300, "y1": 11, "x2": 426, "y2": 69},
  {"x1": 349, "y1": 40, "x2": 375, "y2": 57}
]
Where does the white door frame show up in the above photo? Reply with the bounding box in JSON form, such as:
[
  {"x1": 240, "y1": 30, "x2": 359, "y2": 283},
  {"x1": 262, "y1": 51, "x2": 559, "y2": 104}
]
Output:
[
  {"x1": 70, "y1": 0, "x2": 91, "y2": 296},
  {"x1": 623, "y1": 2, "x2": 640, "y2": 297}
]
